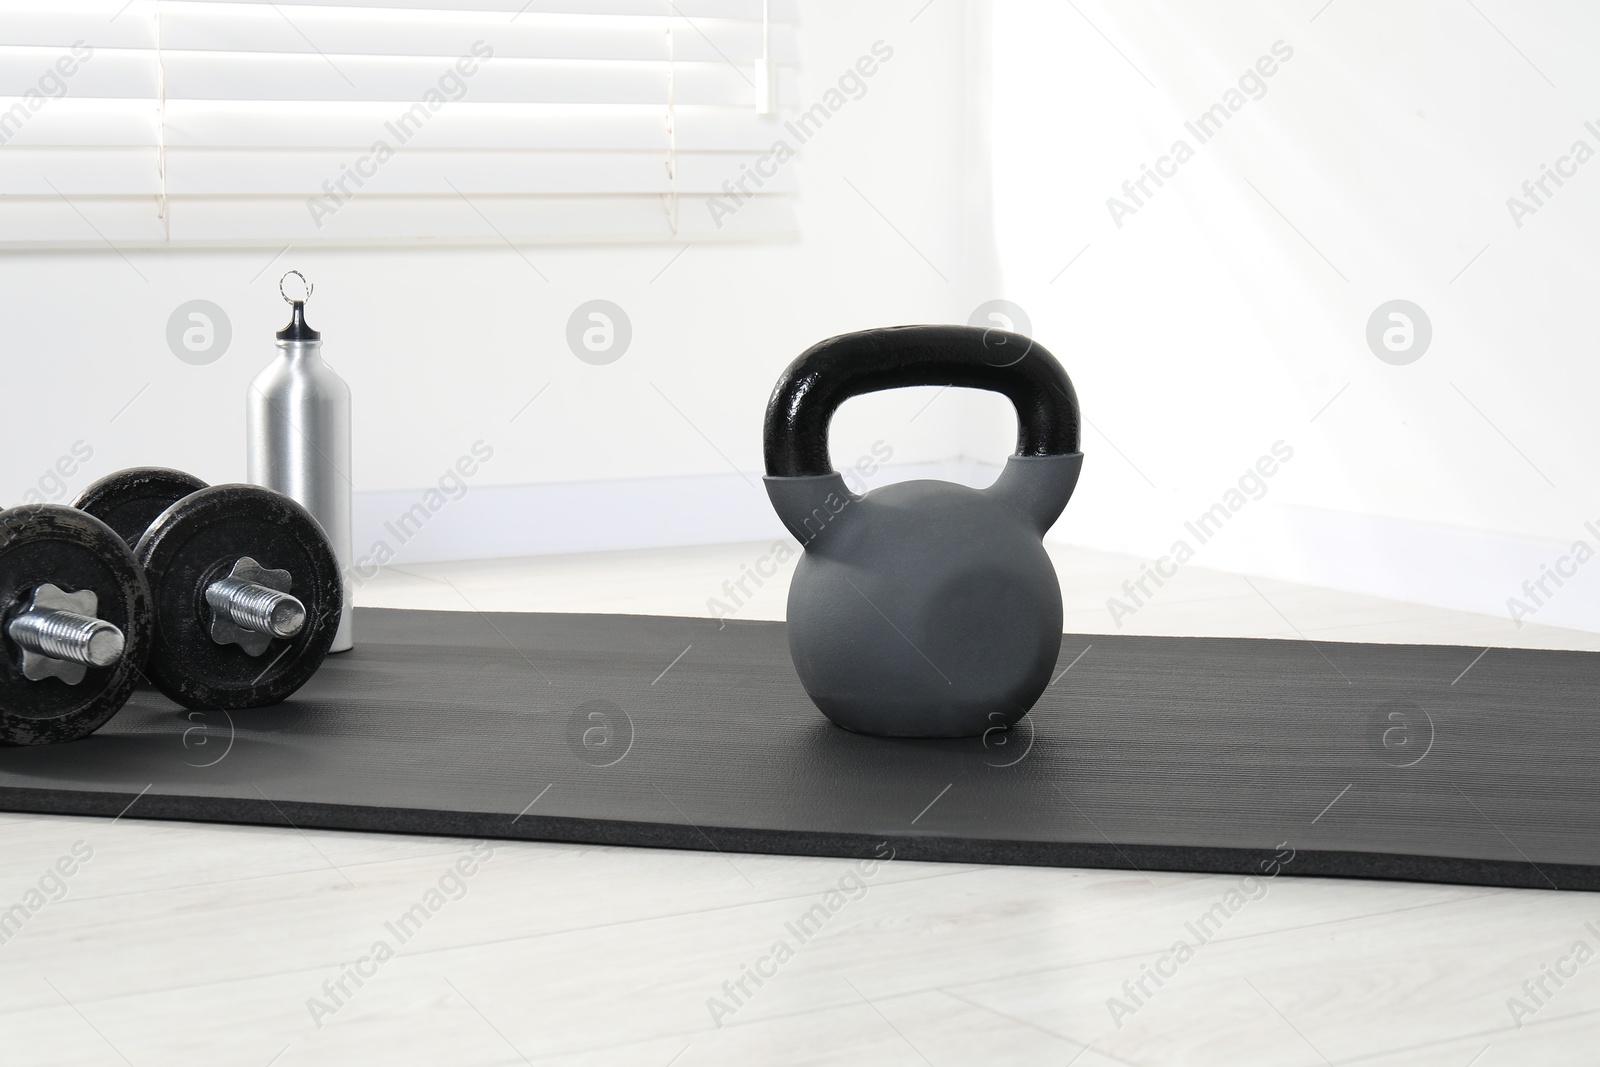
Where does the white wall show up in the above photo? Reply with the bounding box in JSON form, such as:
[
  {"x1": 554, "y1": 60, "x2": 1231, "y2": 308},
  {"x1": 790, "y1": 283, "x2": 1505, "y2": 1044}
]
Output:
[
  {"x1": 2, "y1": 1, "x2": 1002, "y2": 554},
  {"x1": 987, "y1": 0, "x2": 1600, "y2": 631},
  {"x1": 10, "y1": 0, "x2": 1596, "y2": 635}
]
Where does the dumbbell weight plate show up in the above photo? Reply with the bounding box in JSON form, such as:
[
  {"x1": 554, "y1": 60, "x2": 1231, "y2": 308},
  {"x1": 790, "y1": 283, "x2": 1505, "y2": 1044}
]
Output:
[
  {"x1": 0, "y1": 505, "x2": 152, "y2": 745},
  {"x1": 135, "y1": 485, "x2": 341, "y2": 711},
  {"x1": 74, "y1": 467, "x2": 209, "y2": 549}
]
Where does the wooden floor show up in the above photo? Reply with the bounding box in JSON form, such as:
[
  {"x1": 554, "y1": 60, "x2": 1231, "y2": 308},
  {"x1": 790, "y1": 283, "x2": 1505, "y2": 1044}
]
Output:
[{"x1": 3, "y1": 543, "x2": 1596, "y2": 1066}]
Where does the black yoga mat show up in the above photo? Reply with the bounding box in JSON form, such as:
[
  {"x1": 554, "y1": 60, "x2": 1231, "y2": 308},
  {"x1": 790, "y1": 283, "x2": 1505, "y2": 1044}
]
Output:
[{"x1": 0, "y1": 607, "x2": 1595, "y2": 891}]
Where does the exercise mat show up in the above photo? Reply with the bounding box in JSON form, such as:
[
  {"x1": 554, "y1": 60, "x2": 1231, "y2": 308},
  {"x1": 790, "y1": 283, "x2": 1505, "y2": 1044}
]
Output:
[{"x1": 0, "y1": 607, "x2": 1595, "y2": 891}]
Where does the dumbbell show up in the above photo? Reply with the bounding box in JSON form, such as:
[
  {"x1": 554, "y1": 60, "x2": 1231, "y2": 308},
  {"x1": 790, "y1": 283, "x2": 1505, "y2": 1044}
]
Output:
[
  {"x1": 0, "y1": 504, "x2": 152, "y2": 745},
  {"x1": 74, "y1": 466, "x2": 209, "y2": 548},
  {"x1": 76, "y1": 471, "x2": 342, "y2": 711}
]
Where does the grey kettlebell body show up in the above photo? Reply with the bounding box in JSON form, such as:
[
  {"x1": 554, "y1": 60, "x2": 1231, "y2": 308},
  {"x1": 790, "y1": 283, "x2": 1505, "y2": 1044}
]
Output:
[{"x1": 763, "y1": 325, "x2": 1084, "y2": 738}]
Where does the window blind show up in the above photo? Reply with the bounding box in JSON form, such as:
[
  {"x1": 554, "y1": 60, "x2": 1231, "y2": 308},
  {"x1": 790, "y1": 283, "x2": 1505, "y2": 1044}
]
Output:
[{"x1": 0, "y1": 0, "x2": 799, "y2": 248}]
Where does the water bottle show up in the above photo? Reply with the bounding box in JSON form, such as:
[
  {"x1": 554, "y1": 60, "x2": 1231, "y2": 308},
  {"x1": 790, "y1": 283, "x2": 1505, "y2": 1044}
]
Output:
[{"x1": 247, "y1": 271, "x2": 354, "y2": 652}]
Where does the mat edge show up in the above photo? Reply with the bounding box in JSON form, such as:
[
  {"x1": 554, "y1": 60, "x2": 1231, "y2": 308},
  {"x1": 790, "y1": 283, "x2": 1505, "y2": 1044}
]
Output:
[{"x1": 3, "y1": 785, "x2": 1591, "y2": 893}]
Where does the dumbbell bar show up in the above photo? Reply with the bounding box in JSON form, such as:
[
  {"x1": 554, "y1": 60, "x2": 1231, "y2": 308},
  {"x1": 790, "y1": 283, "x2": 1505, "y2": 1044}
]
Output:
[{"x1": 9, "y1": 582, "x2": 127, "y2": 682}]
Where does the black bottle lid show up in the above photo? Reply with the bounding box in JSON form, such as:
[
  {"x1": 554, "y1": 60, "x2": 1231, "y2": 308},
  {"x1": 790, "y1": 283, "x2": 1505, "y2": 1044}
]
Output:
[{"x1": 277, "y1": 301, "x2": 321, "y2": 342}]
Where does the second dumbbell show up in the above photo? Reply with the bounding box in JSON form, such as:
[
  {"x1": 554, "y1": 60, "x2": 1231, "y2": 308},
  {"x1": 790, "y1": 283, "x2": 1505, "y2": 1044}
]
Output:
[{"x1": 76, "y1": 470, "x2": 342, "y2": 711}]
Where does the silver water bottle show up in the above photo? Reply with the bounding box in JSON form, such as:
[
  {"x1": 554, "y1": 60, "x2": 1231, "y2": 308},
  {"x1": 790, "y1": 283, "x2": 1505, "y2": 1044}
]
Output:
[{"x1": 247, "y1": 272, "x2": 354, "y2": 652}]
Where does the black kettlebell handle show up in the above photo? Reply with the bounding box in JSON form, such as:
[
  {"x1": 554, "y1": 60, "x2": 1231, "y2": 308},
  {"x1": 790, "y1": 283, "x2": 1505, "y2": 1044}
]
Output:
[{"x1": 763, "y1": 324, "x2": 1081, "y2": 478}]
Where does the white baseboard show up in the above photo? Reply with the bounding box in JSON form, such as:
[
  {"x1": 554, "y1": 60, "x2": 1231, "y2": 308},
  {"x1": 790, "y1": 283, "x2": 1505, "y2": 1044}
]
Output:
[
  {"x1": 1165, "y1": 501, "x2": 1600, "y2": 635},
  {"x1": 354, "y1": 466, "x2": 1600, "y2": 634},
  {"x1": 350, "y1": 459, "x2": 998, "y2": 570}
]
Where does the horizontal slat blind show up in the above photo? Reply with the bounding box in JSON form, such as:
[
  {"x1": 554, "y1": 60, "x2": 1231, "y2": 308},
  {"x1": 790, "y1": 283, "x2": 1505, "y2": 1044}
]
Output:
[{"x1": 0, "y1": 0, "x2": 800, "y2": 247}]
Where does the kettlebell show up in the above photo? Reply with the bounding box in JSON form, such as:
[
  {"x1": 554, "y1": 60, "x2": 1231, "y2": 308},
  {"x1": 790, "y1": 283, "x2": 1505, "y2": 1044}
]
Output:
[{"x1": 763, "y1": 324, "x2": 1083, "y2": 738}]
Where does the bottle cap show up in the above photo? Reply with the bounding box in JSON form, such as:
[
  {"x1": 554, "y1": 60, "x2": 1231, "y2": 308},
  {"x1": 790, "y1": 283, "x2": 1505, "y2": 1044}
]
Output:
[{"x1": 277, "y1": 270, "x2": 321, "y2": 342}]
